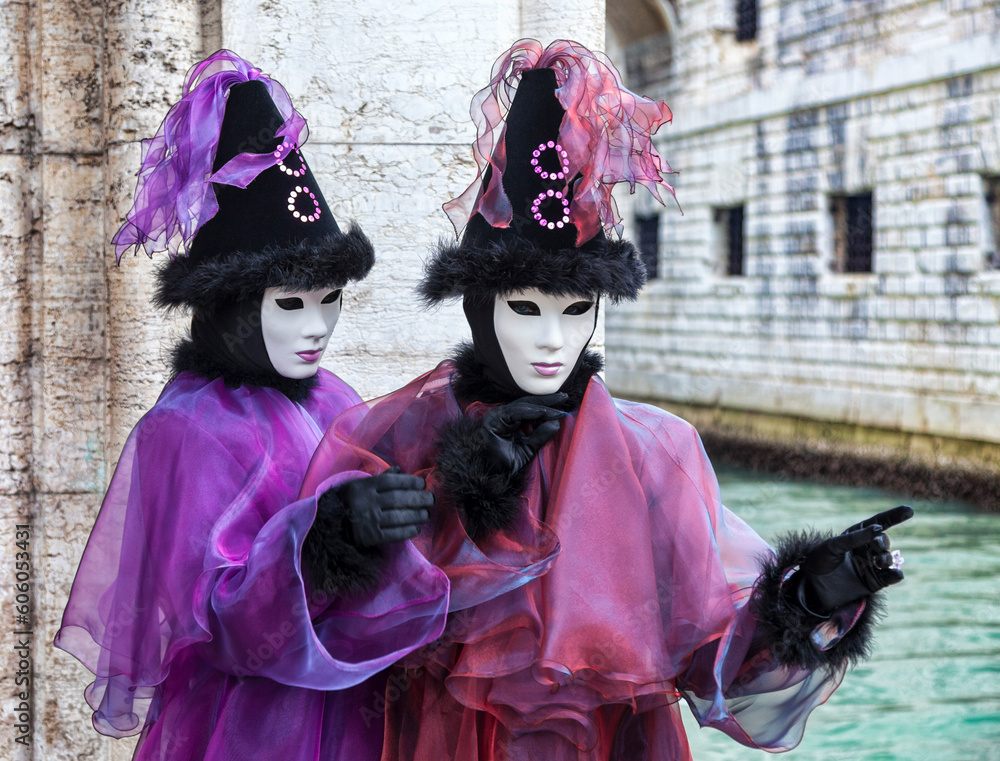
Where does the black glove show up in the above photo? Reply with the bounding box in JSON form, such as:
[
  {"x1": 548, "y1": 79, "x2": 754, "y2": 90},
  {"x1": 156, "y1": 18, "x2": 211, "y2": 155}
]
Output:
[
  {"x1": 794, "y1": 505, "x2": 914, "y2": 617},
  {"x1": 479, "y1": 393, "x2": 567, "y2": 472},
  {"x1": 333, "y1": 467, "x2": 433, "y2": 548}
]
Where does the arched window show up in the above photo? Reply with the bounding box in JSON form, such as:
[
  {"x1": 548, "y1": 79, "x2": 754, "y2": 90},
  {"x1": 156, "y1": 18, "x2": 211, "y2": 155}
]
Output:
[
  {"x1": 607, "y1": 0, "x2": 676, "y2": 90},
  {"x1": 607, "y1": 0, "x2": 677, "y2": 280}
]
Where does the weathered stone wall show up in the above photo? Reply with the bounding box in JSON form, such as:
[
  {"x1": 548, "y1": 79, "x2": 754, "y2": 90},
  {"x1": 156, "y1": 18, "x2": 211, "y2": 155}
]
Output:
[
  {"x1": 1, "y1": 0, "x2": 39, "y2": 757},
  {"x1": 0, "y1": 2, "x2": 607, "y2": 759},
  {"x1": 9, "y1": 5, "x2": 212, "y2": 761},
  {"x1": 607, "y1": 0, "x2": 1000, "y2": 477}
]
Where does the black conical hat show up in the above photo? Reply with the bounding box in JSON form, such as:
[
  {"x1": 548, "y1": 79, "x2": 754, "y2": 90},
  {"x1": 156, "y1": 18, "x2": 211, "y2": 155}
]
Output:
[
  {"x1": 156, "y1": 80, "x2": 373, "y2": 310},
  {"x1": 421, "y1": 66, "x2": 646, "y2": 306},
  {"x1": 466, "y1": 68, "x2": 578, "y2": 250}
]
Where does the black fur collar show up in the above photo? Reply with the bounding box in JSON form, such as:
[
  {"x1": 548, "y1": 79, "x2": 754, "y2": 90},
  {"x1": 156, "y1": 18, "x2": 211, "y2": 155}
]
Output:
[
  {"x1": 450, "y1": 342, "x2": 602, "y2": 411},
  {"x1": 171, "y1": 337, "x2": 318, "y2": 403}
]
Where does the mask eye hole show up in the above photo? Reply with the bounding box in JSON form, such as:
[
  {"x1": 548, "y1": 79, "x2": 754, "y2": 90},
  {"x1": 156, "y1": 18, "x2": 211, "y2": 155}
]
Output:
[
  {"x1": 507, "y1": 301, "x2": 540, "y2": 316},
  {"x1": 275, "y1": 297, "x2": 304, "y2": 311},
  {"x1": 563, "y1": 301, "x2": 594, "y2": 316},
  {"x1": 321, "y1": 289, "x2": 342, "y2": 304}
]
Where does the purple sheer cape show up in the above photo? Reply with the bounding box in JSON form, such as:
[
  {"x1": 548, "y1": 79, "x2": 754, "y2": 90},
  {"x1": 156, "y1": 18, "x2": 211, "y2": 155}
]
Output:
[{"x1": 56, "y1": 369, "x2": 449, "y2": 761}]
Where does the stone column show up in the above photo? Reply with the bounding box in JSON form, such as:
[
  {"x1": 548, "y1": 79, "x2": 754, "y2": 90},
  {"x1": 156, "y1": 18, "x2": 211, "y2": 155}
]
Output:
[
  {"x1": 104, "y1": 0, "x2": 204, "y2": 461},
  {"x1": 0, "y1": 1, "x2": 39, "y2": 758},
  {"x1": 19, "y1": 0, "x2": 110, "y2": 758},
  {"x1": 520, "y1": 0, "x2": 606, "y2": 50},
  {"x1": 30, "y1": 1, "x2": 203, "y2": 759}
]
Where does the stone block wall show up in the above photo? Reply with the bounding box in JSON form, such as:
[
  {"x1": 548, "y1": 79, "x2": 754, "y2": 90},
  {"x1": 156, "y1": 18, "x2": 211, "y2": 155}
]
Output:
[
  {"x1": 608, "y1": 0, "x2": 1000, "y2": 466},
  {"x1": 2, "y1": 5, "x2": 213, "y2": 760}
]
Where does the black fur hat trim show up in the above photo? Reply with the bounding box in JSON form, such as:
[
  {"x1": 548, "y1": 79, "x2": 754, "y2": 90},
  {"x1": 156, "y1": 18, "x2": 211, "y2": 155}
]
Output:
[
  {"x1": 433, "y1": 415, "x2": 530, "y2": 541},
  {"x1": 419, "y1": 233, "x2": 646, "y2": 305},
  {"x1": 751, "y1": 531, "x2": 882, "y2": 672},
  {"x1": 450, "y1": 343, "x2": 603, "y2": 409},
  {"x1": 302, "y1": 487, "x2": 386, "y2": 597},
  {"x1": 155, "y1": 223, "x2": 375, "y2": 310}
]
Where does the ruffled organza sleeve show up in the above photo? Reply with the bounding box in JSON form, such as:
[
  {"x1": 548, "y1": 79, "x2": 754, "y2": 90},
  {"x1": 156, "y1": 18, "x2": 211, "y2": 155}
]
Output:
[
  {"x1": 56, "y1": 405, "x2": 448, "y2": 739},
  {"x1": 613, "y1": 398, "x2": 850, "y2": 751}
]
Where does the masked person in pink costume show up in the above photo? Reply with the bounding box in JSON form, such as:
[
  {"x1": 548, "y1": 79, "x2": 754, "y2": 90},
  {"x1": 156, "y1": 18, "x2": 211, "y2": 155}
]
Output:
[
  {"x1": 56, "y1": 51, "x2": 449, "y2": 761},
  {"x1": 299, "y1": 39, "x2": 913, "y2": 761}
]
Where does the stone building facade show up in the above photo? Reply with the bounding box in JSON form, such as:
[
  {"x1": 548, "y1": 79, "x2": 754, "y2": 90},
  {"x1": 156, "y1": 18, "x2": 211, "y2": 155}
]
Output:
[
  {"x1": 0, "y1": 2, "x2": 608, "y2": 758},
  {"x1": 606, "y1": 0, "x2": 1000, "y2": 504}
]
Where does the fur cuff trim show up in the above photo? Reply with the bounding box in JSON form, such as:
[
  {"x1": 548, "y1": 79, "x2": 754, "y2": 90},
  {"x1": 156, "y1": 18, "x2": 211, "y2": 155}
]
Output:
[
  {"x1": 434, "y1": 415, "x2": 528, "y2": 541},
  {"x1": 302, "y1": 488, "x2": 385, "y2": 597},
  {"x1": 751, "y1": 531, "x2": 882, "y2": 672},
  {"x1": 155, "y1": 223, "x2": 375, "y2": 310},
  {"x1": 170, "y1": 337, "x2": 318, "y2": 403},
  {"x1": 419, "y1": 234, "x2": 646, "y2": 305},
  {"x1": 450, "y1": 342, "x2": 603, "y2": 409}
]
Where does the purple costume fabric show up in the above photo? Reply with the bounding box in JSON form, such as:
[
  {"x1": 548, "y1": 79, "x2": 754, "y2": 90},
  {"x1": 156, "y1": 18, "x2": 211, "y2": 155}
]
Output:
[{"x1": 56, "y1": 369, "x2": 449, "y2": 761}]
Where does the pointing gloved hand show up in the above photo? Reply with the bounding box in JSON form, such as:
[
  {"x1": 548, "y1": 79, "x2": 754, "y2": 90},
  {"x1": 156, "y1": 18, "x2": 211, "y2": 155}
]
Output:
[
  {"x1": 793, "y1": 505, "x2": 914, "y2": 617},
  {"x1": 479, "y1": 393, "x2": 567, "y2": 472},
  {"x1": 335, "y1": 466, "x2": 433, "y2": 548}
]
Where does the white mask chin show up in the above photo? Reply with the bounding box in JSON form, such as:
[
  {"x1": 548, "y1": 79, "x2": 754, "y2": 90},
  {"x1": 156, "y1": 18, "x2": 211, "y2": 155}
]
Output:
[
  {"x1": 261, "y1": 286, "x2": 343, "y2": 379},
  {"x1": 493, "y1": 288, "x2": 597, "y2": 396}
]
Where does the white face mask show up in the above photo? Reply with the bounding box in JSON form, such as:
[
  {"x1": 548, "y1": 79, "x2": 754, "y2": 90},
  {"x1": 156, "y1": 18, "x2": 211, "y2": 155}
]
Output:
[
  {"x1": 261, "y1": 286, "x2": 342, "y2": 379},
  {"x1": 493, "y1": 288, "x2": 597, "y2": 395}
]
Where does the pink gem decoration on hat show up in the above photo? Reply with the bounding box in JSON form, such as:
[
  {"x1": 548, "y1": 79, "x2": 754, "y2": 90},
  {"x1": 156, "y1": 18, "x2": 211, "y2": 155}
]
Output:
[
  {"x1": 287, "y1": 185, "x2": 321, "y2": 223},
  {"x1": 531, "y1": 189, "x2": 570, "y2": 230},
  {"x1": 530, "y1": 141, "x2": 569, "y2": 181},
  {"x1": 275, "y1": 141, "x2": 307, "y2": 178}
]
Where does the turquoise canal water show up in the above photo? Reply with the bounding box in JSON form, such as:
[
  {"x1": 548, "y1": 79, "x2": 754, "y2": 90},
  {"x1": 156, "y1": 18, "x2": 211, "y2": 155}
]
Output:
[{"x1": 680, "y1": 468, "x2": 1000, "y2": 761}]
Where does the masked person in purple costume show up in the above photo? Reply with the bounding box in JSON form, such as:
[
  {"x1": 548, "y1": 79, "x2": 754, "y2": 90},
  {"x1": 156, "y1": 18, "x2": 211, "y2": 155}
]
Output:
[
  {"x1": 56, "y1": 51, "x2": 448, "y2": 761},
  {"x1": 300, "y1": 40, "x2": 913, "y2": 761}
]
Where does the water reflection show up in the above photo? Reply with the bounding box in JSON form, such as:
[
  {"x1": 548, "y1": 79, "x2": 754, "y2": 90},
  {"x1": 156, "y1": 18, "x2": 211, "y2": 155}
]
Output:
[{"x1": 681, "y1": 468, "x2": 1000, "y2": 761}]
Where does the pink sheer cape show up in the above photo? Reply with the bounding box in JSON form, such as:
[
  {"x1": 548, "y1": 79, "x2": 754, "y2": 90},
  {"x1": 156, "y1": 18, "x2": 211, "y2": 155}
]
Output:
[
  {"x1": 56, "y1": 370, "x2": 449, "y2": 761},
  {"x1": 300, "y1": 363, "x2": 846, "y2": 760}
]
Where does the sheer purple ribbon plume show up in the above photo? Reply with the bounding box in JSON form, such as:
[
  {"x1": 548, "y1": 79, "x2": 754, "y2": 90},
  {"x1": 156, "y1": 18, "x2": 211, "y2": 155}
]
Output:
[
  {"x1": 111, "y1": 50, "x2": 308, "y2": 262},
  {"x1": 445, "y1": 39, "x2": 677, "y2": 246}
]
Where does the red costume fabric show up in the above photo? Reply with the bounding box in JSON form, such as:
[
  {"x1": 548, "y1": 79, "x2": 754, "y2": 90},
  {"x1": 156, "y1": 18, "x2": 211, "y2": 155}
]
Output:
[{"x1": 300, "y1": 362, "x2": 847, "y2": 760}]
